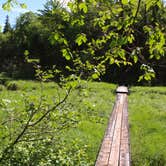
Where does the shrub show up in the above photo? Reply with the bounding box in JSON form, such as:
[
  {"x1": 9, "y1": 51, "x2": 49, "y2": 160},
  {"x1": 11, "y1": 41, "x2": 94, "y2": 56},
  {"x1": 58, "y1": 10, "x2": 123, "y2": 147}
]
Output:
[
  {"x1": 0, "y1": 85, "x2": 5, "y2": 91},
  {"x1": 5, "y1": 81, "x2": 20, "y2": 91},
  {"x1": 0, "y1": 72, "x2": 11, "y2": 85}
]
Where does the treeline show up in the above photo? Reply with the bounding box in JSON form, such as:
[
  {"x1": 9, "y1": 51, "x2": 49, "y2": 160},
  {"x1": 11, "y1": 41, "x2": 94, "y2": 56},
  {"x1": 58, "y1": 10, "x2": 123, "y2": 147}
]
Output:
[{"x1": 0, "y1": 0, "x2": 166, "y2": 85}]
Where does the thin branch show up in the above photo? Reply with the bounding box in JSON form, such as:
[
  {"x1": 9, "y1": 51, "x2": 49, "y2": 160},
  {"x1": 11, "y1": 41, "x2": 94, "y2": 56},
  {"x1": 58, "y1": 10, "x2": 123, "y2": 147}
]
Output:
[
  {"x1": 0, "y1": 110, "x2": 34, "y2": 163},
  {"x1": 133, "y1": 0, "x2": 142, "y2": 23},
  {"x1": 28, "y1": 87, "x2": 72, "y2": 127},
  {"x1": 0, "y1": 85, "x2": 72, "y2": 163},
  {"x1": 19, "y1": 138, "x2": 45, "y2": 142},
  {"x1": 1, "y1": 118, "x2": 19, "y2": 125}
]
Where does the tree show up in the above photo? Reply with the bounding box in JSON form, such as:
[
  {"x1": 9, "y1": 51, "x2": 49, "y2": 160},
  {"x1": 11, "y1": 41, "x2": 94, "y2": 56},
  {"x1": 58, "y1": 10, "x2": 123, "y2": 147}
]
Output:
[
  {"x1": 1, "y1": 0, "x2": 165, "y2": 83},
  {"x1": 3, "y1": 15, "x2": 12, "y2": 33}
]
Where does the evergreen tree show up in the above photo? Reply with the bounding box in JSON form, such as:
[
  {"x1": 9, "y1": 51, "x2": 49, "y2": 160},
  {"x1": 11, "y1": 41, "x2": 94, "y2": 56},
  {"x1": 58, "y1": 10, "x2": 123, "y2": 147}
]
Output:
[{"x1": 3, "y1": 15, "x2": 12, "y2": 33}]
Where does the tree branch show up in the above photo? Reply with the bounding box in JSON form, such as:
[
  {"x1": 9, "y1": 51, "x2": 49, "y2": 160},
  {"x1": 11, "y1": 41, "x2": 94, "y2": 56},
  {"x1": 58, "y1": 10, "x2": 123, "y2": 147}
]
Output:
[
  {"x1": 0, "y1": 111, "x2": 34, "y2": 163},
  {"x1": 133, "y1": 0, "x2": 142, "y2": 23},
  {"x1": 28, "y1": 87, "x2": 72, "y2": 127},
  {"x1": 0, "y1": 87, "x2": 72, "y2": 163}
]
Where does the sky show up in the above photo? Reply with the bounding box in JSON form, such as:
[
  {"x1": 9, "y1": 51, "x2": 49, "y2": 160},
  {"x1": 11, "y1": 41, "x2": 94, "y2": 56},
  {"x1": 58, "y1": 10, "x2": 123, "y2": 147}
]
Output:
[{"x1": 0, "y1": 0, "x2": 47, "y2": 31}]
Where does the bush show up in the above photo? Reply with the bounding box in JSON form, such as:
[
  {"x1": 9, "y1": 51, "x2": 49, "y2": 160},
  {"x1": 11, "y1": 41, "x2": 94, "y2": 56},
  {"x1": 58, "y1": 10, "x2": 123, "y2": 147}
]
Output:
[
  {"x1": 0, "y1": 138, "x2": 92, "y2": 166},
  {"x1": 0, "y1": 72, "x2": 11, "y2": 85},
  {"x1": 0, "y1": 85, "x2": 5, "y2": 91},
  {"x1": 5, "y1": 81, "x2": 20, "y2": 91}
]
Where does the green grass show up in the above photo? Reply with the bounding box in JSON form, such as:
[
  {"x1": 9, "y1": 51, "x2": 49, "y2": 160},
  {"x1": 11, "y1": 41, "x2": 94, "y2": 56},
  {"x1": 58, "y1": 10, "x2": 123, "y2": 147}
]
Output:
[
  {"x1": 0, "y1": 80, "x2": 116, "y2": 165},
  {"x1": 129, "y1": 86, "x2": 166, "y2": 166},
  {"x1": 65, "y1": 82, "x2": 116, "y2": 161},
  {"x1": 0, "y1": 80, "x2": 166, "y2": 165}
]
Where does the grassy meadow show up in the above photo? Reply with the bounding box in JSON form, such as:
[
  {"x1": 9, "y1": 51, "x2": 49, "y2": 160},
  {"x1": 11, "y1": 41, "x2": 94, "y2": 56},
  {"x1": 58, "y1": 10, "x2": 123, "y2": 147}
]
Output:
[
  {"x1": 0, "y1": 80, "x2": 166, "y2": 165},
  {"x1": 129, "y1": 86, "x2": 166, "y2": 165}
]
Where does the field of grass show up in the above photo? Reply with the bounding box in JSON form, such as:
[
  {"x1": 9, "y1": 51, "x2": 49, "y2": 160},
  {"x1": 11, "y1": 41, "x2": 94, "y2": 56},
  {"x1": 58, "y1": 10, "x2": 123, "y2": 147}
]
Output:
[
  {"x1": 129, "y1": 86, "x2": 166, "y2": 166},
  {"x1": 0, "y1": 80, "x2": 166, "y2": 165}
]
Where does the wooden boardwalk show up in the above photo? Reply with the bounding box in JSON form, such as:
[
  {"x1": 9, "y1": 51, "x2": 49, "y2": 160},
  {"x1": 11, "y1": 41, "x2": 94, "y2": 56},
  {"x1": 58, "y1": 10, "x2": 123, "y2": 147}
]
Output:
[{"x1": 95, "y1": 86, "x2": 130, "y2": 166}]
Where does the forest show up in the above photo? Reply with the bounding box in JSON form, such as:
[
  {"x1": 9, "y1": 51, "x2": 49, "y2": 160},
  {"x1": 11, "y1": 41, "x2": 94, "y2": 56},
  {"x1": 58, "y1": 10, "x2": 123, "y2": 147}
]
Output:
[{"x1": 0, "y1": 0, "x2": 165, "y2": 85}]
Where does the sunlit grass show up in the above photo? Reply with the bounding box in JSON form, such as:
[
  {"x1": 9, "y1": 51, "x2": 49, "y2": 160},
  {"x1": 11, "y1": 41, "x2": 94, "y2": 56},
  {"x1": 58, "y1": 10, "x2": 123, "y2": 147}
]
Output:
[
  {"x1": 0, "y1": 81, "x2": 166, "y2": 165},
  {"x1": 129, "y1": 86, "x2": 166, "y2": 166}
]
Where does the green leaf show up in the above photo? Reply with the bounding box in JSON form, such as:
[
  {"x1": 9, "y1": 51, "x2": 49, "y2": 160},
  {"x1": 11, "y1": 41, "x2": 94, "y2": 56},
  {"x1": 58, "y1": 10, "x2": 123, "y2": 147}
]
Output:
[
  {"x1": 71, "y1": 18, "x2": 84, "y2": 26},
  {"x1": 27, "y1": 59, "x2": 39, "y2": 63},
  {"x1": 143, "y1": 26, "x2": 151, "y2": 33},
  {"x1": 157, "y1": 1, "x2": 162, "y2": 8},
  {"x1": 123, "y1": 61, "x2": 127, "y2": 65},
  {"x1": 118, "y1": 49, "x2": 126, "y2": 60},
  {"x1": 68, "y1": 2, "x2": 77, "y2": 13},
  {"x1": 133, "y1": 55, "x2": 138, "y2": 63},
  {"x1": 75, "y1": 34, "x2": 87, "y2": 46},
  {"x1": 127, "y1": 34, "x2": 134, "y2": 43},
  {"x1": 92, "y1": 73, "x2": 99, "y2": 79},
  {"x1": 115, "y1": 60, "x2": 120, "y2": 67},
  {"x1": 24, "y1": 50, "x2": 29, "y2": 56},
  {"x1": 65, "y1": 66, "x2": 72, "y2": 71},
  {"x1": 79, "y1": 3, "x2": 88, "y2": 13},
  {"x1": 20, "y1": 3, "x2": 27, "y2": 9},
  {"x1": 63, "y1": 39, "x2": 68, "y2": 46},
  {"x1": 62, "y1": 49, "x2": 72, "y2": 60},
  {"x1": 49, "y1": 33, "x2": 60, "y2": 45},
  {"x1": 144, "y1": 74, "x2": 151, "y2": 81},
  {"x1": 138, "y1": 75, "x2": 143, "y2": 82},
  {"x1": 110, "y1": 58, "x2": 115, "y2": 64},
  {"x1": 131, "y1": 50, "x2": 138, "y2": 63},
  {"x1": 54, "y1": 33, "x2": 60, "y2": 41},
  {"x1": 122, "y1": 0, "x2": 128, "y2": 5},
  {"x1": 2, "y1": 3, "x2": 11, "y2": 11}
]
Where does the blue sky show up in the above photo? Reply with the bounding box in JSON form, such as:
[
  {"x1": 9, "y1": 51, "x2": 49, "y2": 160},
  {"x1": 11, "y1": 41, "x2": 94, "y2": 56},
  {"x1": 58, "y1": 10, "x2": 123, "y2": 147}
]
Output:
[{"x1": 0, "y1": 0, "x2": 47, "y2": 31}]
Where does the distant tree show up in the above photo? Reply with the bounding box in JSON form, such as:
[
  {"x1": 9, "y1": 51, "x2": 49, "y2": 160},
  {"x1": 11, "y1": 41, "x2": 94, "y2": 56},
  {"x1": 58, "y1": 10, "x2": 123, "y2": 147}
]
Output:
[{"x1": 3, "y1": 15, "x2": 12, "y2": 33}]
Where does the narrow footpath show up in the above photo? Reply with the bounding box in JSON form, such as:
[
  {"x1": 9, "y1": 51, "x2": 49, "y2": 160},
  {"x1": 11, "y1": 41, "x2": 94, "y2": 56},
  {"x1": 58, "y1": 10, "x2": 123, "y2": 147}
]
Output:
[{"x1": 95, "y1": 86, "x2": 130, "y2": 166}]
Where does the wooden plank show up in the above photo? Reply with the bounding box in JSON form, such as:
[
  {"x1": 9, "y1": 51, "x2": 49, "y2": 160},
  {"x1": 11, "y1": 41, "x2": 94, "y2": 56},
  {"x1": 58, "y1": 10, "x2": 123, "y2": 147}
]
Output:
[
  {"x1": 108, "y1": 95, "x2": 123, "y2": 166},
  {"x1": 95, "y1": 97, "x2": 119, "y2": 166},
  {"x1": 119, "y1": 94, "x2": 130, "y2": 166},
  {"x1": 116, "y1": 86, "x2": 128, "y2": 94},
  {"x1": 95, "y1": 87, "x2": 130, "y2": 166}
]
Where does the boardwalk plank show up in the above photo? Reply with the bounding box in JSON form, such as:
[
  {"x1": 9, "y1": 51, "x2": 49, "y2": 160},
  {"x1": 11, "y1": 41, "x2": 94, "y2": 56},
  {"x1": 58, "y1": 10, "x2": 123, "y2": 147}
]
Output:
[{"x1": 95, "y1": 86, "x2": 130, "y2": 166}]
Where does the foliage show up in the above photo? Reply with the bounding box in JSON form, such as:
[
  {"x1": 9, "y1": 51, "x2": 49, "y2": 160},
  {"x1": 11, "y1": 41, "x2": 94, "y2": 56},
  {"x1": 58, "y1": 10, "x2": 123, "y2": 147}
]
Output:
[
  {"x1": 0, "y1": 85, "x2": 5, "y2": 91},
  {"x1": 0, "y1": 0, "x2": 166, "y2": 84},
  {"x1": 2, "y1": 0, "x2": 27, "y2": 11},
  {"x1": 0, "y1": 72, "x2": 11, "y2": 85},
  {"x1": 5, "y1": 81, "x2": 20, "y2": 90},
  {"x1": 0, "y1": 80, "x2": 116, "y2": 165},
  {"x1": 0, "y1": 82, "x2": 74, "y2": 164},
  {"x1": 47, "y1": 0, "x2": 165, "y2": 83},
  {"x1": 3, "y1": 15, "x2": 12, "y2": 33}
]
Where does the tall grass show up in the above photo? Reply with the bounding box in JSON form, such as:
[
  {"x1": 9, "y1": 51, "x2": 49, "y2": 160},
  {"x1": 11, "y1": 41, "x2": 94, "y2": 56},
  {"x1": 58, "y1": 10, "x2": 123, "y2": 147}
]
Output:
[
  {"x1": 0, "y1": 80, "x2": 166, "y2": 165},
  {"x1": 129, "y1": 86, "x2": 166, "y2": 166}
]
